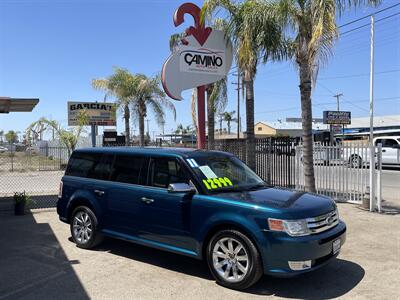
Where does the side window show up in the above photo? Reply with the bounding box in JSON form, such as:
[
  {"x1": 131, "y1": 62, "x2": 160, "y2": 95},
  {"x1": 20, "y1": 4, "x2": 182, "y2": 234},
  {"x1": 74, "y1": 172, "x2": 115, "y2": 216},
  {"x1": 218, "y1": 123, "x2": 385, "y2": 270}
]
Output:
[
  {"x1": 87, "y1": 154, "x2": 114, "y2": 180},
  {"x1": 66, "y1": 152, "x2": 102, "y2": 178},
  {"x1": 382, "y1": 139, "x2": 397, "y2": 148},
  {"x1": 375, "y1": 139, "x2": 382, "y2": 146},
  {"x1": 149, "y1": 157, "x2": 189, "y2": 188},
  {"x1": 110, "y1": 155, "x2": 143, "y2": 184}
]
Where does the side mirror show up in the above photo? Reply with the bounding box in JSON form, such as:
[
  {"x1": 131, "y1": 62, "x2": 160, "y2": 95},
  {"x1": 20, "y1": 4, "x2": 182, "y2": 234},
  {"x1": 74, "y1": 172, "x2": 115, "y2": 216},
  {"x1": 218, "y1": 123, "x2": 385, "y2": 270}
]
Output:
[{"x1": 167, "y1": 183, "x2": 196, "y2": 194}]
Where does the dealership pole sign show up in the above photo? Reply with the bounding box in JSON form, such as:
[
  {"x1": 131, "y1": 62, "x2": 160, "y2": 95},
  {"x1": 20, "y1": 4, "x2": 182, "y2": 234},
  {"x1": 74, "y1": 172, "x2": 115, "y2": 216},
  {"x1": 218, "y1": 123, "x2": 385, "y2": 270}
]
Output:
[
  {"x1": 68, "y1": 101, "x2": 117, "y2": 126},
  {"x1": 161, "y1": 2, "x2": 233, "y2": 149},
  {"x1": 323, "y1": 111, "x2": 351, "y2": 125}
]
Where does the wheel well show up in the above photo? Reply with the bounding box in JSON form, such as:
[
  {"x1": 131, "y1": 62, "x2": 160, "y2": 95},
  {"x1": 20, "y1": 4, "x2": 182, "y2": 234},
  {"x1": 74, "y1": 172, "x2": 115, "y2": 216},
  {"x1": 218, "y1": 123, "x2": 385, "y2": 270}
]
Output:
[
  {"x1": 67, "y1": 198, "x2": 94, "y2": 223},
  {"x1": 201, "y1": 223, "x2": 263, "y2": 264}
]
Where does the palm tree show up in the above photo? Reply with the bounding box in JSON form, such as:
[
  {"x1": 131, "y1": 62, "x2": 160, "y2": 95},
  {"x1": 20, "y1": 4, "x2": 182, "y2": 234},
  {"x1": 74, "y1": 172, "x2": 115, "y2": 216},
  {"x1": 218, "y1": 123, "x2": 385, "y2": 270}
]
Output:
[
  {"x1": 0, "y1": 130, "x2": 4, "y2": 143},
  {"x1": 222, "y1": 110, "x2": 237, "y2": 134},
  {"x1": 26, "y1": 117, "x2": 49, "y2": 144},
  {"x1": 273, "y1": 0, "x2": 380, "y2": 192},
  {"x1": 203, "y1": 0, "x2": 286, "y2": 169},
  {"x1": 133, "y1": 74, "x2": 176, "y2": 146},
  {"x1": 92, "y1": 67, "x2": 137, "y2": 145}
]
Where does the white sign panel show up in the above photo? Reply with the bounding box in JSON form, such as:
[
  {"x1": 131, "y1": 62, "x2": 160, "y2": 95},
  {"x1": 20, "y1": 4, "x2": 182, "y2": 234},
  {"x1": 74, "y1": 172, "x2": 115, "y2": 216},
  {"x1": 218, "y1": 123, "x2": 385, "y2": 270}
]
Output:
[
  {"x1": 68, "y1": 101, "x2": 117, "y2": 126},
  {"x1": 162, "y1": 29, "x2": 233, "y2": 100}
]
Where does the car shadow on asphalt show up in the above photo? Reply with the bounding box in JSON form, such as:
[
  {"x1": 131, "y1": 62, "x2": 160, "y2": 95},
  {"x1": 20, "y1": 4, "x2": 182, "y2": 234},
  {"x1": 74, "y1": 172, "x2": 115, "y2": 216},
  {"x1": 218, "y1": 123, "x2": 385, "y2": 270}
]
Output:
[
  {"x1": 92, "y1": 237, "x2": 365, "y2": 299},
  {"x1": 0, "y1": 211, "x2": 90, "y2": 300}
]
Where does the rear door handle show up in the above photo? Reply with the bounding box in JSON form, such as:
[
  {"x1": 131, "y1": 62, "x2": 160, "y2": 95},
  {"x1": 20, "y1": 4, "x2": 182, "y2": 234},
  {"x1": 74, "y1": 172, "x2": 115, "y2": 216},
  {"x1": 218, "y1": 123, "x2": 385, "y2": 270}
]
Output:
[
  {"x1": 141, "y1": 197, "x2": 154, "y2": 204},
  {"x1": 94, "y1": 189, "x2": 105, "y2": 197}
]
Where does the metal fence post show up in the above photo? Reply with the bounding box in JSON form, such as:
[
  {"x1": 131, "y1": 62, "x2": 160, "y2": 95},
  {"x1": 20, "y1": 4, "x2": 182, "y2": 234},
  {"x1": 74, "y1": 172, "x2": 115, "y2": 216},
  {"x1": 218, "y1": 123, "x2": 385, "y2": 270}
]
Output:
[{"x1": 376, "y1": 143, "x2": 382, "y2": 212}]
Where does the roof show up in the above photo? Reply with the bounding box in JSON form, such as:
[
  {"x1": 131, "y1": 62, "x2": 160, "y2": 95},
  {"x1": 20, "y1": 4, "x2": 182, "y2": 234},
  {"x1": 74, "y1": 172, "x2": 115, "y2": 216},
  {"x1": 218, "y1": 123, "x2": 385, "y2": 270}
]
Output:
[
  {"x1": 348, "y1": 115, "x2": 400, "y2": 128},
  {"x1": 257, "y1": 121, "x2": 328, "y2": 131},
  {"x1": 0, "y1": 97, "x2": 39, "y2": 113},
  {"x1": 74, "y1": 147, "x2": 232, "y2": 158}
]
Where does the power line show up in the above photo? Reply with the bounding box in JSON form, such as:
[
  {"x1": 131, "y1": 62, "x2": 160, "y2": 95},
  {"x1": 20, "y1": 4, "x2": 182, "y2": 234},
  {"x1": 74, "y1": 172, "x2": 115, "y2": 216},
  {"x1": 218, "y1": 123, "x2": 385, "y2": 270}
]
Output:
[{"x1": 319, "y1": 69, "x2": 400, "y2": 80}]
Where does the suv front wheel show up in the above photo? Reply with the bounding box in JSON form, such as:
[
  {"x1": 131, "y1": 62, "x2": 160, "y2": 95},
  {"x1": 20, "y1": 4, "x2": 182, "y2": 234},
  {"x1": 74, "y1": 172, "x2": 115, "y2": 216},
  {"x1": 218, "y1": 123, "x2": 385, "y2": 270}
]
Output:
[
  {"x1": 70, "y1": 206, "x2": 103, "y2": 249},
  {"x1": 206, "y1": 229, "x2": 263, "y2": 290}
]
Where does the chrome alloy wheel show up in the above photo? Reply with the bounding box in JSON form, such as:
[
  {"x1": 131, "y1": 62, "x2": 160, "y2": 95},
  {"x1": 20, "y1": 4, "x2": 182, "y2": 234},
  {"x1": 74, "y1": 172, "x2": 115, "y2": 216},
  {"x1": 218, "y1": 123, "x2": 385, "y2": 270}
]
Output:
[
  {"x1": 212, "y1": 237, "x2": 249, "y2": 283},
  {"x1": 73, "y1": 211, "x2": 92, "y2": 243}
]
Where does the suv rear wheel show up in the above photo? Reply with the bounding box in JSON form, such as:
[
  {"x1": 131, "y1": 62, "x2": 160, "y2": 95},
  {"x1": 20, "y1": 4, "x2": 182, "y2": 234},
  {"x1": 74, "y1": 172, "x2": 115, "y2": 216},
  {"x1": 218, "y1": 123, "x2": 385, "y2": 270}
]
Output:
[
  {"x1": 70, "y1": 206, "x2": 103, "y2": 249},
  {"x1": 206, "y1": 229, "x2": 263, "y2": 290}
]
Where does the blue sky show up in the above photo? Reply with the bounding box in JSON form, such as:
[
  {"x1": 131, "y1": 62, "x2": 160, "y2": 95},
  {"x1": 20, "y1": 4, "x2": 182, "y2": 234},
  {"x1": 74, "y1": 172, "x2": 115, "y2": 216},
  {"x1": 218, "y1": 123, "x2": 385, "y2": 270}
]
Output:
[{"x1": 0, "y1": 0, "x2": 399, "y2": 138}]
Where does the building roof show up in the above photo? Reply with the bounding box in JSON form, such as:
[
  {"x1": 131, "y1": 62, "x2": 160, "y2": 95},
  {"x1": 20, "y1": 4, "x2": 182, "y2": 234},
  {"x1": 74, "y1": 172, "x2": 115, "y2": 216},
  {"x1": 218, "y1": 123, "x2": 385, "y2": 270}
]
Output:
[
  {"x1": 348, "y1": 115, "x2": 400, "y2": 128},
  {"x1": 257, "y1": 121, "x2": 328, "y2": 131},
  {"x1": 0, "y1": 97, "x2": 39, "y2": 113}
]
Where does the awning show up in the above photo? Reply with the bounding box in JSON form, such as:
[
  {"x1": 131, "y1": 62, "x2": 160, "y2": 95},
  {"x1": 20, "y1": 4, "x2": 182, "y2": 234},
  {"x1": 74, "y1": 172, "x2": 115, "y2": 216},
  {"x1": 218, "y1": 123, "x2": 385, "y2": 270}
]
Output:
[{"x1": 0, "y1": 97, "x2": 39, "y2": 113}]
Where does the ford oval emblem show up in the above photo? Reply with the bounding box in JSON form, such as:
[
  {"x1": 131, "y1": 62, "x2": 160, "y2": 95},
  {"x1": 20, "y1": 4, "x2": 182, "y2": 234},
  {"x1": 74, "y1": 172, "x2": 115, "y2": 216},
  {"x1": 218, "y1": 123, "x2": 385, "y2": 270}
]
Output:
[{"x1": 326, "y1": 216, "x2": 334, "y2": 225}]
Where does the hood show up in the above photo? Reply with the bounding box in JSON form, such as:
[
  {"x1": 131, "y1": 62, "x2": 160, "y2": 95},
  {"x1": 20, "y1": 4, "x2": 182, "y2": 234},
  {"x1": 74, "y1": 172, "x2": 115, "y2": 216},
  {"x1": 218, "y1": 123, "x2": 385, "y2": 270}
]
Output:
[{"x1": 213, "y1": 187, "x2": 336, "y2": 219}]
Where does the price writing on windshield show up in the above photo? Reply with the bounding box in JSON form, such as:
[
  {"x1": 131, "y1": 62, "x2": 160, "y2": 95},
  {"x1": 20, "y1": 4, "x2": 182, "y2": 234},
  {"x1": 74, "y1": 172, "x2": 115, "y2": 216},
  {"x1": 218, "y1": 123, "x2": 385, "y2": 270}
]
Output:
[{"x1": 202, "y1": 177, "x2": 233, "y2": 190}]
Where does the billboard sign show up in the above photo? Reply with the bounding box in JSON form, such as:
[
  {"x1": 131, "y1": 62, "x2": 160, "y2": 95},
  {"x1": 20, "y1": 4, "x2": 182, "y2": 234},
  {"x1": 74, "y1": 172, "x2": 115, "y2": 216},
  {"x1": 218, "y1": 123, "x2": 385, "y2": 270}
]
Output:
[
  {"x1": 68, "y1": 101, "x2": 116, "y2": 126},
  {"x1": 323, "y1": 111, "x2": 351, "y2": 125}
]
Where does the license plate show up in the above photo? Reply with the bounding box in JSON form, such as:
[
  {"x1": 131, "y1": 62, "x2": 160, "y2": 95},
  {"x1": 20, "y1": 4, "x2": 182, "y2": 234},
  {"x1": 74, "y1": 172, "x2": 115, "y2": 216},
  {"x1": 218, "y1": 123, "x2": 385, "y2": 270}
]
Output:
[{"x1": 333, "y1": 239, "x2": 341, "y2": 254}]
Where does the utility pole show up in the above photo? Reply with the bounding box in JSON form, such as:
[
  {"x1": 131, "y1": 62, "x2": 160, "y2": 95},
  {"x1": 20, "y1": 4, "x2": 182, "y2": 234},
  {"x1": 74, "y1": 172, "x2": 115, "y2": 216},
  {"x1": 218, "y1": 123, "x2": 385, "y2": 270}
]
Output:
[
  {"x1": 369, "y1": 15, "x2": 375, "y2": 212},
  {"x1": 146, "y1": 119, "x2": 150, "y2": 136},
  {"x1": 333, "y1": 93, "x2": 344, "y2": 139},
  {"x1": 232, "y1": 72, "x2": 242, "y2": 140}
]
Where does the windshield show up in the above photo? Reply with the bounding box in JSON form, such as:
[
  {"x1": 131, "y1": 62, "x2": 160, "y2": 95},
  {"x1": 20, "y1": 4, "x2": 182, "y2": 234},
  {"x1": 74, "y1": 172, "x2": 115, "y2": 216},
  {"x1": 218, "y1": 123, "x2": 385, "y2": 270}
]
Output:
[{"x1": 186, "y1": 155, "x2": 265, "y2": 193}]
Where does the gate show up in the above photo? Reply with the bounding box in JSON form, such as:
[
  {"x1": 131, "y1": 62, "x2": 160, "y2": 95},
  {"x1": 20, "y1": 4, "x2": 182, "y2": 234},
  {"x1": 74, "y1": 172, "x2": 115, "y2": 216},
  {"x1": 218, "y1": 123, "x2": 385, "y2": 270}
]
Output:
[{"x1": 295, "y1": 143, "x2": 383, "y2": 210}]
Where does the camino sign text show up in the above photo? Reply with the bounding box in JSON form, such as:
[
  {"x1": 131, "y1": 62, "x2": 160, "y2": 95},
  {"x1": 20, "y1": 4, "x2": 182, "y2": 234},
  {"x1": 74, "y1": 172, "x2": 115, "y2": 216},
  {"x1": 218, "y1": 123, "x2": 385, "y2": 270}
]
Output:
[
  {"x1": 68, "y1": 101, "x2": 117, "y2": 126},
  {"x1": 323, "y1": 111, "x2": 351, "y2": 125}
]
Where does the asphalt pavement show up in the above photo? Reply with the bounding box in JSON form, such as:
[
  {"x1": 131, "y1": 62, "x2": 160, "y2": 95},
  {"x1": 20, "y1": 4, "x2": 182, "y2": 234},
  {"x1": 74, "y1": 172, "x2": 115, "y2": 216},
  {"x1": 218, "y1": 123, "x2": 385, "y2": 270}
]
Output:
[{"x1": 0, "y1": 204, "x2": 399, "y2": 300}]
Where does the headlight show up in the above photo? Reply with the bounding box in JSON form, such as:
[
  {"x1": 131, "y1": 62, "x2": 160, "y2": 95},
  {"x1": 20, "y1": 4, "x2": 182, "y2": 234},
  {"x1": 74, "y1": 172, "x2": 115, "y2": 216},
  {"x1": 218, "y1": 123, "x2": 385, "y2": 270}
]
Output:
[{"x1": 268, "y1": 218, "x2": 310, "y2": 236}]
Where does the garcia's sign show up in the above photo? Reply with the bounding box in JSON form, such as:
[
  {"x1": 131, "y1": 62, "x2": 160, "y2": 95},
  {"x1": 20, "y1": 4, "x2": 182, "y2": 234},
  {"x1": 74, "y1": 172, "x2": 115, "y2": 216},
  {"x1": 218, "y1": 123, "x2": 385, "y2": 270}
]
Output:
[
  {"x1": 323, "y1": 111, "x2": 351, "y2": 125},
  {"x1": 68, "y1": 101, "x2": 116, "y2": 126}
]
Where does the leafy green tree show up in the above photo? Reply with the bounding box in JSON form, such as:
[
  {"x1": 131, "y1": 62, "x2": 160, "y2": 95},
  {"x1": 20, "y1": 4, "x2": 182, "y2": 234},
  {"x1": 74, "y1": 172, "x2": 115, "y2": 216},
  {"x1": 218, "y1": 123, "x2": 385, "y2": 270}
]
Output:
[
  {"x1": 222, "y1": 110, "x2": 238, "y2": 134},
  {"x1": 133, "y1": 74, "x2": 176, "y2": 147},
  {"x1": 273, "y1": 0, "x2": 380, "y2": 192},
  {"x1": 5, "y1": 130, "x2": 18, "y2": 144},
  {"x1": 203, "y1": 0, "x2": 286, "y2": 169},
  {"x1": 92, "y1": 67, "x2": 137, "y2": 145},
  {"x1": 33, "y1": 111, "x2": 89, "y2": 156}
]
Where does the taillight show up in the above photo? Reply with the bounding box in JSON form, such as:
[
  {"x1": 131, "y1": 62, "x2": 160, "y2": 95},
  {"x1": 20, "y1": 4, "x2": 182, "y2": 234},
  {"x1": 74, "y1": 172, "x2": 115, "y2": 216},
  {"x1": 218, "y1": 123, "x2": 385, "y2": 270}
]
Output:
[{"x1": 58, "y1": 181, "x2": 63, "y2": 198}]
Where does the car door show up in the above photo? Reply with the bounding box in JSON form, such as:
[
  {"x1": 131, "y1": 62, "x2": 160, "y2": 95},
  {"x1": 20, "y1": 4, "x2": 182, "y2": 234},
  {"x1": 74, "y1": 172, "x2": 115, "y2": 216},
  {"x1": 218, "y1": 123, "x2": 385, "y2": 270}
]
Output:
[
  {"x1": 135, "y1": 156, "x2": 195, "y2": 251},
  {"x1": 104, "y1": 154, "x2": 147, "y2": 236},
  {"x1": 379, "y1": 139, "x2": 399, "y2": 164}
]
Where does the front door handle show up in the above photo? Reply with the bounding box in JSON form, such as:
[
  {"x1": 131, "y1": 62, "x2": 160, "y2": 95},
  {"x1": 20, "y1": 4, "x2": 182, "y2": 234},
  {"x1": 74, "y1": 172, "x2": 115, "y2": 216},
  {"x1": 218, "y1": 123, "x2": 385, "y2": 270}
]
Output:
[
  {"x1": 94, "y1": 189, "x2": 105, "y2": 197},
  {"x1": 141, "y1": 197, "x2": 154, "y2": 204}
]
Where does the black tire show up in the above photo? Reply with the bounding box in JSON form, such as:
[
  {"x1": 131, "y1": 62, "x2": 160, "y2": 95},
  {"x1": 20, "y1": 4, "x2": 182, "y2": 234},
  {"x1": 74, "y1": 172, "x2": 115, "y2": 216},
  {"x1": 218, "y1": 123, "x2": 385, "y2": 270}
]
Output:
[
  {"x1": 70, "y1": 206, "x2": 103, "y2": 249},
  {"x1": 349, "y1": 155, "x2": 362, "y2": 168},
  {"x1": 206, "y1": 229, "x2": 263, "y2": 290}
]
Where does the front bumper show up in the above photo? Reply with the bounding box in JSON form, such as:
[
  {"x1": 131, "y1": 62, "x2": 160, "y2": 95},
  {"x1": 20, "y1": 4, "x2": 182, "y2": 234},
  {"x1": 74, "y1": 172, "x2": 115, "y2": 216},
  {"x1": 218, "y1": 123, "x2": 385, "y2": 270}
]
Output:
[{"x1": 261, "y1": 220, "x2": 346, "y2": 276}]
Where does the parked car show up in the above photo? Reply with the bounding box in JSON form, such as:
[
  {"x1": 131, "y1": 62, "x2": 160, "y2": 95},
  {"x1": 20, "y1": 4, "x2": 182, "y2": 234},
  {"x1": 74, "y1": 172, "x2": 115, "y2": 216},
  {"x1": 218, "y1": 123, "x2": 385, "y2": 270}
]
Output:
[
  {"x1": 344, "y1": 136, "x2": 400, "y2": 168},
  {"x1": 0, "y1": 146, "x2": 8, "y2": 153},
  {"x1": 57, "y1": 147, "x2": 346, "y2": 290}
]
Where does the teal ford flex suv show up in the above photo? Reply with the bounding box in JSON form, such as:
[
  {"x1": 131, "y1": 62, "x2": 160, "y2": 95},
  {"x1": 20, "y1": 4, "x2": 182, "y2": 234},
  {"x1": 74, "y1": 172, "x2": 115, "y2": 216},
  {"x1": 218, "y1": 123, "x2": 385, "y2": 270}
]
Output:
[{"x1": 57, "y1": 147, "x2": 346, "y2": 290}]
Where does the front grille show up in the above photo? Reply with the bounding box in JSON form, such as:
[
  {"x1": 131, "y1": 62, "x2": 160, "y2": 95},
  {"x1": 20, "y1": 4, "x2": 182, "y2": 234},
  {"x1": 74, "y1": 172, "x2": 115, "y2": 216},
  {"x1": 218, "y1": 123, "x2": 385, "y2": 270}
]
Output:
[{"x1": 306, "y1": 209, "x2": 339, "y2": 234}]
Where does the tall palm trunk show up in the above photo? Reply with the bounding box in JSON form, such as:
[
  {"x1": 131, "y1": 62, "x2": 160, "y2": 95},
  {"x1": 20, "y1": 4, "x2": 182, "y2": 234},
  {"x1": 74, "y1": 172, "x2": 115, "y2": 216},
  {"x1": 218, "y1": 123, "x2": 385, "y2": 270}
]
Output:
[
  {"x1": 244, "y1": 71, "x2": 255, "y2": 170},
  {"x1": 138, "y1": 101, "x2": 146, "y2": 147},
  {"x1": 227, "y1": 121, "x2": 231, "y2": 134},
  {"x1": 206, "y1": 85, "x2": 215, "y2": 150},
  {"x1": 298, "y1": 55, "x2": 316, "y2": 193},
  {"x1": 124, "y1": 104, "x2": 130, "y2": 146}
]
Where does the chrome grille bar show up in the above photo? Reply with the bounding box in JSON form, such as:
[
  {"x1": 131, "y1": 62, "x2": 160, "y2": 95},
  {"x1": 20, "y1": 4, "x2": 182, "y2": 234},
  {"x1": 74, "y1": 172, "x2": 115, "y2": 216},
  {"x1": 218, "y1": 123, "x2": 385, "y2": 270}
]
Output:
[{"x1": 306, "y1": 209, "x2": 339, "y2": 234}]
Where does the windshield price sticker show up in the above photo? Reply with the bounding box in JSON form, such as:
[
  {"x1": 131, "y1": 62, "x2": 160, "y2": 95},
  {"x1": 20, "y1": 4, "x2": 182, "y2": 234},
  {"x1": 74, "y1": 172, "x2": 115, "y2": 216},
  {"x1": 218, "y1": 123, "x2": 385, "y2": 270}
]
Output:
[
  {"x1": 198, "y1": 165, "x2": 218, "y2": 179},
  {"x1": 202, "y1": 177, "x2": 233, "y2": 190}
]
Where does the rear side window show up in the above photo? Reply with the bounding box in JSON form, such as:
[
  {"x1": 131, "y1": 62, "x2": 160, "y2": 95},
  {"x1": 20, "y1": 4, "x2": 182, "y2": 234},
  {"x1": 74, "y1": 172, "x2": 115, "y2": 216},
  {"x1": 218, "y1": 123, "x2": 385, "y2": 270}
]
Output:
[
  {"x1": 110, "y1": 155, "x2": 143, "y2": 184},
  {"x1": 66, "y1": 152, "x2": 113, "y2": 180},
  {"x1": 149, "y1": 157, "x2": 189, "y2": 188},
  {"x1": 66, "y1": 152, "x2": 102, "y2": 178}
]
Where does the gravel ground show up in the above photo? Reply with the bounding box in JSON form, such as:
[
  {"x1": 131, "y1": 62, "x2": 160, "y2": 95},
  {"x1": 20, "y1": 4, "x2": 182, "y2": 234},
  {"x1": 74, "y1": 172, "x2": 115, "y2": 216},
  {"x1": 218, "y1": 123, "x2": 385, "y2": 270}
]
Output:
[{"x1": 0, "y1": 203, "x2": 399, "y2": 300}]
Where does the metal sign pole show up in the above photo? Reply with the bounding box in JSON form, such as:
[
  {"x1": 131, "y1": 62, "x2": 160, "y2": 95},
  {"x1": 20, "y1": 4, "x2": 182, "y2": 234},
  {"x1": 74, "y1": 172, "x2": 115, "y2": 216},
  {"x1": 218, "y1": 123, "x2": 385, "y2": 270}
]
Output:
[
  {"x1": 197, "y1": 85, "x2": 206, "y2": 149},
  {"x1": 369, "y1": 15, "x2": 375, "y2": 211},
  {"x1": 91, "y1": 124, "x2": 96, "y2": 147}
]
